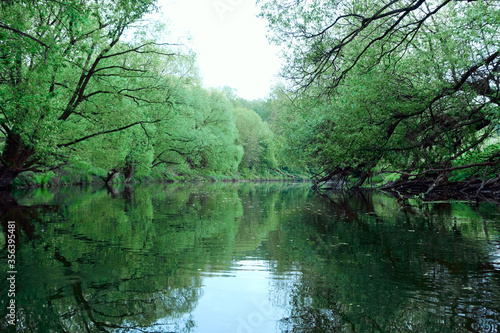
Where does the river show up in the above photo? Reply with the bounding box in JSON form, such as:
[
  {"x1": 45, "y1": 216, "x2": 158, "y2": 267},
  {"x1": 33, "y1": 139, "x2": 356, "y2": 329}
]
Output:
[{"x1": 1, "y1": 182, "x2": 499, "y2": 332}]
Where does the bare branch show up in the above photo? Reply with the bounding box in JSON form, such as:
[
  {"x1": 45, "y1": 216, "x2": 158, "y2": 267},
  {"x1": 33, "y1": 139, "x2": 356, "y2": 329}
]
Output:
[{"x1": 93, "y1": 66, "x2": 148, "y2": 74}]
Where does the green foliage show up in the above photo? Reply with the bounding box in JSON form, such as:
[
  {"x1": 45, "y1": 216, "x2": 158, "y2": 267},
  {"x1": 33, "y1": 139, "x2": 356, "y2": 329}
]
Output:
[
  {"x1": 0, "y1": 0, "x2": 176, "y2": 185},
  {"x1": 450, "y1": 143, "x2": 500, "y2": 182},
  {"x1": 234, "y1": 106, "x2": 277, "y2": 171},
  {"x1": 12, "y1": 171, "x2": 54, "y2": 187},
  {"x1": 261, "y1": 0, "x2": 500, "y2": 186},
  {"x1": 0, "y1": 0, "x2": 310, "y2": 187},
  {"x1": 151, "y1": 85, "x2": 243, "y2": 177},
  {"x1": 235, "y1": 98, "x2": 271, "y2": 120}
]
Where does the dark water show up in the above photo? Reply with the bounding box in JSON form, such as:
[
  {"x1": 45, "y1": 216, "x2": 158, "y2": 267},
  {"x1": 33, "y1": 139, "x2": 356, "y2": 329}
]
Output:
[{"x1": 1, "y1": 182, "x2": 499, "y2": 332}]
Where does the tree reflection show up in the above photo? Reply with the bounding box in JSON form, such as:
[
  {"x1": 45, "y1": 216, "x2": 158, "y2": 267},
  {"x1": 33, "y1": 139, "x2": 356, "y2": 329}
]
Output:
[
  {"x1": 0, "y1": 184, "x2": 248, "y2": 332},
  {"x1": 1, "y1": 184, "x2": 499, "y2": 332},
  {"x1": 269, "y1": 193, "x2": 500, "y2": 332}
]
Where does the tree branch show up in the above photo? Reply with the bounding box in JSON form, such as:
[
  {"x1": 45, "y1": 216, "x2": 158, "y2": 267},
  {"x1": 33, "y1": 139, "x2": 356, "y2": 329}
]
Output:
[
  {"x1": 0, "y1": 21, "x2": 50, "y2": 64},
  {"x1": 0, "y1": 21, "x2": 50, "y2": 49},
  {"x1": 100, "y1": 42, "x2": 178, "y2": 60},
  {"x1": 57, "y1": 119, "x2": 162, "y2": 148},
  {"x1": 381, "y1": 154, "x2": 500, "y2": 177}
]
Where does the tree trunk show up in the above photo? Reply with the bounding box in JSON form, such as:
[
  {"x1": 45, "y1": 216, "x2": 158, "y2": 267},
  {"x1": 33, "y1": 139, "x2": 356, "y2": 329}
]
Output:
[
  {"x1": 352, "y1": 170, "x2": 371, "y2": 188},
  {"x1": 0, "y1": 166, "x2": 21, "y2": 189},
  {"x1": 123, "y1": 163, "x2": 135, "y2": 184},
  {"x1": 0, "y1": 133, "x2": 35, "y2": 188},
  {"x1": 103, "y1": 168, "x2": 120, "y2": 186},
  {"x1": 123, "y1": 184, "x2": 134, "y2": 202}
]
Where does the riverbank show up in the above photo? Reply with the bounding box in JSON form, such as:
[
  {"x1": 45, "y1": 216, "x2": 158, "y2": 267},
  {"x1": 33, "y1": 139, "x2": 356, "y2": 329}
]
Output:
[
  {"x1": 10, "y1": 168, "x2": 311, "y2": 189},
  {"x1": 316, "y1": 175, "x2": 500, "y2": 204},
  {"x1": 379, "y1": 178, "x2": 500, "y2": 203}
]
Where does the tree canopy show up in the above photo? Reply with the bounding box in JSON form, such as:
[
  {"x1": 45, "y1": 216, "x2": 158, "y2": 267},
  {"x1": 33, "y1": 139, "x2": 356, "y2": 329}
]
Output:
[
  {"x1": 0, "y1": 0, "x2": 173, "y2": 185},
  {"x1": 0, "y1": 0, "x2": 302, "y2": 188},
  {"x1": 260, "y1": 0, "x2": 500, "y2": 197}
]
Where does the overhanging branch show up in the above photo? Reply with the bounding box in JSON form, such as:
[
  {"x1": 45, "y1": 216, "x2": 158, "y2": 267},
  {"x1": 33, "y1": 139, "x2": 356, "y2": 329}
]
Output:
[
  {"x1": 381, "y1": 154, "x2": 500, "y2": 177},
  {"x1": 57, "y1": 119, "x2": 162, "y2": 148}
]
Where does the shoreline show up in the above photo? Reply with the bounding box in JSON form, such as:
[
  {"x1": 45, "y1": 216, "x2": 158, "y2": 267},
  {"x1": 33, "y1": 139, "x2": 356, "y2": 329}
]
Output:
[{"x1": 8, "y1": 176, "x2": 312, "y2": 190}]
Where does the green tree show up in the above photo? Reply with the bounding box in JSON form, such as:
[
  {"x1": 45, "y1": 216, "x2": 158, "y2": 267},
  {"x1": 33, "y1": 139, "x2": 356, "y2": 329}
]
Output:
[
  {"x1": 0, "y1": 0, "x2": 176, "y2": 188},
  {"x1": 234, "y1": 106, "x2": 277, "y2": 174},
  {"x1": 72, "y1": 124, "x2": 154, "y2": 184},
  {"x1": 261, "y1": 0, "x2": 500, "y2": 193},
  {"x1": 151, "y1": 86, "x2": 243, "y2": 177}
]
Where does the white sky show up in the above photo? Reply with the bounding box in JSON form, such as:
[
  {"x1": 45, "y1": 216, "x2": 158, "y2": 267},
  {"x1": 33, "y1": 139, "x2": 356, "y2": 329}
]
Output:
[{"x1": 155, "y1": 0, "x2": 282, "y2": 100}]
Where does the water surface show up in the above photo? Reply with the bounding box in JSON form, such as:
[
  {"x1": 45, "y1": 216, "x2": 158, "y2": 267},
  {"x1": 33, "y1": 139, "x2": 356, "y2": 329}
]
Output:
[{"x1": 1, "y1": 183, "x2": 499, "y2": 332}]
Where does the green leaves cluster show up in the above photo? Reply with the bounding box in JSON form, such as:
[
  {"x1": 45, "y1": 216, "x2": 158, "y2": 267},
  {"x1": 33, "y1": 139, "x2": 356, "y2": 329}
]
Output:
[
  {"x1": 0, "y1": 0, "x2": 169, "y2": 183},
  {"x1": 261, "y1": 0, "x2": 500, "y2": 186},
  {"x1": 0, "y1": 0, "x2": 304, "y2": 187}
]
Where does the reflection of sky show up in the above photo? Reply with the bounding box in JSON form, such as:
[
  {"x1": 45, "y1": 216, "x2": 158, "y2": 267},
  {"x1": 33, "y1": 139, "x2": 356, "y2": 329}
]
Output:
[{"x1": 186, "y1": 260, "x2": 294, "y2": 333}]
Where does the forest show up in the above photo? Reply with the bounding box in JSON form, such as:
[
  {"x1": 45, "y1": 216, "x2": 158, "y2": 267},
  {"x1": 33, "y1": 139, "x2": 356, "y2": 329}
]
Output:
[{"x1": 1, "y1": 0, "x2": 499, "y2": 200}]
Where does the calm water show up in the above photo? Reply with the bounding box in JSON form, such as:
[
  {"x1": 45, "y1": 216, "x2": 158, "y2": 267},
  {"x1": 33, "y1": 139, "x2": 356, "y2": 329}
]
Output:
[{"x1": 1, "y1": 182, "x2": 500, "y2": 332}]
